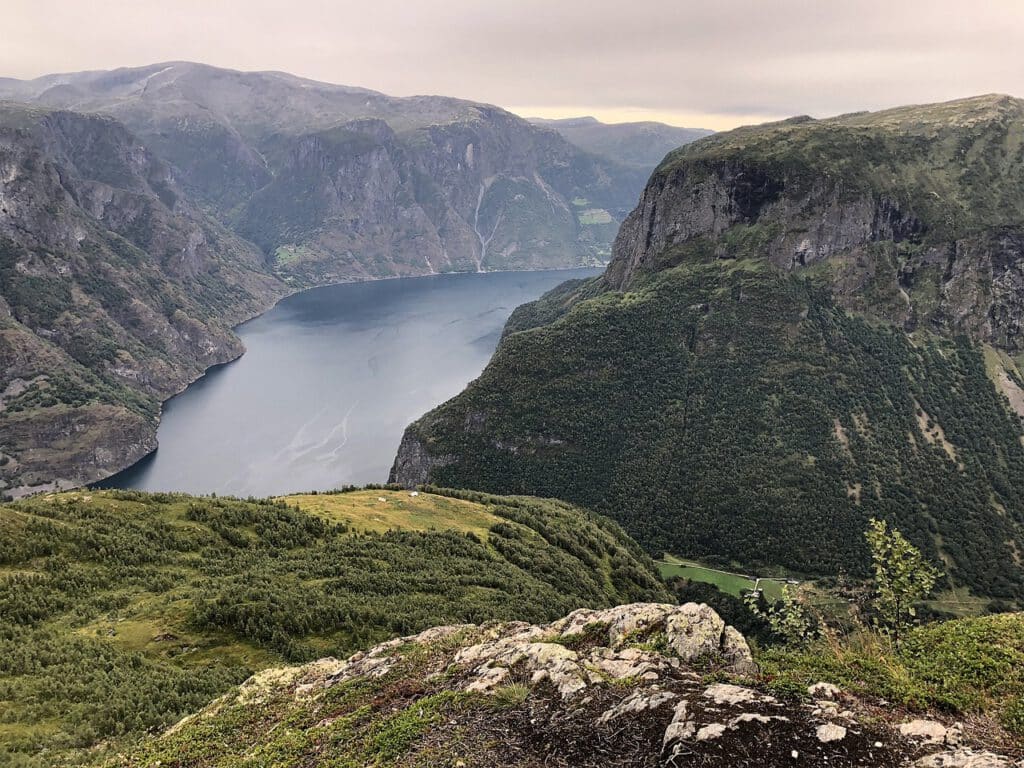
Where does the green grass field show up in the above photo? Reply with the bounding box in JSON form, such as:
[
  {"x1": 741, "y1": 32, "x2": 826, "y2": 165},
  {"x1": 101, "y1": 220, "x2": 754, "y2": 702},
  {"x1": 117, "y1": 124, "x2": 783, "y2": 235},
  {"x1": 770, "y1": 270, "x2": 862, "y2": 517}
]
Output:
[
  {"x1": 273, "y1": 243, "x2": 313, "y2": 266},
  {"x1": 658, "y1": 554, "x2": 787, "y2": 600},
  {"x1": 925, "y1": 586, "x2": 994, "y2": 617},
  {"x1": 281, "y1": 489, "x2": 502, "y2": 537}
]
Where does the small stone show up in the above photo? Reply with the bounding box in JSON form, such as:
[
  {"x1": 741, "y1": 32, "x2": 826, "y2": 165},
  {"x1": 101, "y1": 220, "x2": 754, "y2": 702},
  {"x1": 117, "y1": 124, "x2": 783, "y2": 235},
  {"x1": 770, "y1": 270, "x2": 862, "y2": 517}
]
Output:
[
  {"x1": 731, "y1": 713, "x2": 790, "y2": 726},
  {"x1": 466, "y1": 665, "x2": 509, "y2": 692},
  {"x1": 662, "y1": 701, "x2": 694, "y2": 747},
  {"x1": 914, "y1": 749, "x2": 1014, "y2": 767},
  {"x1": 899, "y1": 719, "x2": 948, "y2": 744},
  {"x1": 813, "y1": 700, "x2": 840, "y2": 716},
  {"x1": 792, "y1": 750, "x2": 799, "y2": 759},
  {"x1": 703, "y1": 682, "x2": 774, "y2": 706},
  {"x1": 696, "y1": 723, "x2": 727, "y2": 741},
  {"x1": 816, "y1": 723, "x2": 847, "y2": 743},
  {"x1": 596, "y1": 689, "x2": 676, "y2": 724},
  {"x1": 946, "y1": 722, "x2": 965, "y2": 747},
  {"x1": 808, "y1": 682, "x2": 841, "y2": 698}
]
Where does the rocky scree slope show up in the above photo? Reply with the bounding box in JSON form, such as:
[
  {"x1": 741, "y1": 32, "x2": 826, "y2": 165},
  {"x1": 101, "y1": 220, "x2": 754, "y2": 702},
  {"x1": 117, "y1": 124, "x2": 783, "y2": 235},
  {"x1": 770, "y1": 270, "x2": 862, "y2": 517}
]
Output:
[
  {"x1": 0, "y1": 103, "x2": 285, "y2": 497},
  {"x1": 0, "y1": 62, "x2": 649, "y2": 280},
  {"x1": 118, "y1": 602, "x2": 1022, "y2": 767},
  {"x1": 392, "y1": 95, "x2": 1024, "y2": 602}
]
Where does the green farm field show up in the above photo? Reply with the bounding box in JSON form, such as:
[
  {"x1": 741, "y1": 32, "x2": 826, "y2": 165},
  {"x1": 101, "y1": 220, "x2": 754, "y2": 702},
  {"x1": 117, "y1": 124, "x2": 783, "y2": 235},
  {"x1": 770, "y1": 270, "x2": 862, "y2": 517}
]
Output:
[{"x1": 657, "y1": 554, "x2": 787, "y2": 600}]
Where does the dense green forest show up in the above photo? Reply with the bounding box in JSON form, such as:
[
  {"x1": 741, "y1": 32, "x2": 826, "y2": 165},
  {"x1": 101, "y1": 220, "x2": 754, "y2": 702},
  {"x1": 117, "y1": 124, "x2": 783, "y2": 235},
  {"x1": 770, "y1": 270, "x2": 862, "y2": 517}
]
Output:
[
  {"x1": 0, "y1": 487, "x2": 667, "y2": 765},
  {"x1": 403, "y1": 259, "x2": 1024, "y2": 602},
  {"x1": 396, "y1": 97, "x2": 1024, "y2": 605}
]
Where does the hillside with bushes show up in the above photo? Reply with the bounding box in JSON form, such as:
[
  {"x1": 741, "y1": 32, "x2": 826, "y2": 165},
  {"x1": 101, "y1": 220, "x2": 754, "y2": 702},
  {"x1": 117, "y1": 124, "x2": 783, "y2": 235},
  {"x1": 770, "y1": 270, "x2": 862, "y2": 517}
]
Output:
[{"x1": 0, "y1": 487, "x2": 667, "y2": 765}]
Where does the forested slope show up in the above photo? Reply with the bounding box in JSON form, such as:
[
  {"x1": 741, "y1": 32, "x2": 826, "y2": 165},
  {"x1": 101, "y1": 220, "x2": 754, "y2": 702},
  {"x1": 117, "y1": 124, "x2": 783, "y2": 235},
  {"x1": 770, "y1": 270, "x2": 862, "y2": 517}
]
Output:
[{"x1": 392, "y1": 96, "x2": 1024, "y2": 603}]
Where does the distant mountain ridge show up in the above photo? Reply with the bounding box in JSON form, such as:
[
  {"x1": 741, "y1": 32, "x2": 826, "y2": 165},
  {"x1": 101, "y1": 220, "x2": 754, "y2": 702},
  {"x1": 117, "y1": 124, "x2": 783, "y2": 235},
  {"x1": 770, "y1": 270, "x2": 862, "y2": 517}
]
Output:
[
  {"x1": 0, "y1": 62, "x2": 650, "y2": 281},
  {"x1": 0, "y1": 486, "x2": 669, "y2": 762},
  {"x1": 393, "y1": 95, "x2": 1024, "y2": 604},
  {"x1": 529, "y1": 115, "x2": 712, "y2": 169}
]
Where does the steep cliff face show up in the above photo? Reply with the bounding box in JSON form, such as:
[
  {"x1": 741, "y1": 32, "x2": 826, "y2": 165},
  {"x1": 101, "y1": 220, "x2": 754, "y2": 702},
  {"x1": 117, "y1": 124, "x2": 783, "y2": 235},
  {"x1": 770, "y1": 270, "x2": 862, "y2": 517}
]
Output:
[
  {"x1": 236, "y1": 119, "x2": 455, "y2": 281},
  {"x1": 0, "y1": 62, "x2": 647, "y2": 278},
  {"x1": 236, "y1": 110, "x2": 632, "y2": 281},
  {"x1": 392, "y1": 96, "x2": 1024, "y2": 602},
  {"x1": 606, "y1": 96, "x2": 1024, "y2": 348},
  {"x1": 0, "y1": 104, "x2": 285, "y2": 496}
]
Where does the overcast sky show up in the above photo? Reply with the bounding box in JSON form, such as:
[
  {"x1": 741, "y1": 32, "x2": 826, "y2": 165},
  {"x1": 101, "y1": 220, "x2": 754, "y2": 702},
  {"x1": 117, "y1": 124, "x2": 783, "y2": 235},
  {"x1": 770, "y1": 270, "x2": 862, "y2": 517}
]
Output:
[{"x1": 4, "y1": 0, "x2": 1022, "y2": 130}]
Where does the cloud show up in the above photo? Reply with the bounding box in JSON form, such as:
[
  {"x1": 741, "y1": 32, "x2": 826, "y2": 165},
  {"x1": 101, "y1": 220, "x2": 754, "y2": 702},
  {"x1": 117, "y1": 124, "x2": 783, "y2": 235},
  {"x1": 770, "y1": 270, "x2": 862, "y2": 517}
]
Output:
[{"x1": 3, "y1": 0, "x2": 1021, "y2": 128}]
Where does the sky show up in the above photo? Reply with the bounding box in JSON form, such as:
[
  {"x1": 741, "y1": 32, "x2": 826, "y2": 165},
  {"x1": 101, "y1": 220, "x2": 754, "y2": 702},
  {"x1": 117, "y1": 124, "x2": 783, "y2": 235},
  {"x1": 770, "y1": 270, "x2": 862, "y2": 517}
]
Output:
[{"x1": 3, "y1": 0, "x2": 1023, "y2": 130}]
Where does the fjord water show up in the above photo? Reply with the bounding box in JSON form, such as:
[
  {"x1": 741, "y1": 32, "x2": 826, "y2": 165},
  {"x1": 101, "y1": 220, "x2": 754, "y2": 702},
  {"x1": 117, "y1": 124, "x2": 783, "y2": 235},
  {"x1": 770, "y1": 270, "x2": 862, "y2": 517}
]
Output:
[{"x1": 107, "y1": 269, "x2": 599, "y2": 496}]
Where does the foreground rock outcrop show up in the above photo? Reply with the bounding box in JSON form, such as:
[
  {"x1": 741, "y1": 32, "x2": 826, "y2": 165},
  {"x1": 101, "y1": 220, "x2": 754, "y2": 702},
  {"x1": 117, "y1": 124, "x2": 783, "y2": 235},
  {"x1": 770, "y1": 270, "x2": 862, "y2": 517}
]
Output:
[{"x1": 120, "y1": 603, "x2": 1023, "y2": 767}]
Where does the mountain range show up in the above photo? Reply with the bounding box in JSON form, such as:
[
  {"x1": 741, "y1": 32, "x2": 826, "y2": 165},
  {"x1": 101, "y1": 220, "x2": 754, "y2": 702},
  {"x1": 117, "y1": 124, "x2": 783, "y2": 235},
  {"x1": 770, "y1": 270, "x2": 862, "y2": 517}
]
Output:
[
  {"x1": 0, "y1": 62, "x2": 658, "y2": 279},
  {"x1": 0, "y1": 62, "x2": 707, "y2": 496},
  {"x1": 4, "y1": 65, "x2": 1024, "y2": 767}
]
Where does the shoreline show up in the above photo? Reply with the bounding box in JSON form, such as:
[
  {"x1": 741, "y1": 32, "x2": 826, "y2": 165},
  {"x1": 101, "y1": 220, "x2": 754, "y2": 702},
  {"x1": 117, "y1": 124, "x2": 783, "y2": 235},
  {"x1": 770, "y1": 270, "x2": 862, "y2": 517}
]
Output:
[{"x1": 83, "y1": 262, "x2": 607, "y2": 495}]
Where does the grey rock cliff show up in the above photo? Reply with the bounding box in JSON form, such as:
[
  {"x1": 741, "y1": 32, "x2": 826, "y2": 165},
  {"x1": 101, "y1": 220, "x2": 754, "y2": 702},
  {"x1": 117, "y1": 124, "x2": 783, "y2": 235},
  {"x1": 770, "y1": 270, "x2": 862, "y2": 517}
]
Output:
[
  {"x1": 389, "y1": 431, "x2": 451, "y2": 487},
  {"x1": 604, "y1": 96, "x2": 1024, "y2": 352}
]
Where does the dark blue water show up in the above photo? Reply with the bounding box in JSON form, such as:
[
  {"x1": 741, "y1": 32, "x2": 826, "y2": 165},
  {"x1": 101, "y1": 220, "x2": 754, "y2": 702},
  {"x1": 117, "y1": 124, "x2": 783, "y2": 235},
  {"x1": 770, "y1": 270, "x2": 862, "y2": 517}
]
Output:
[{"x1": 105, "y1": 269, "x2": 599, "y2": 496}]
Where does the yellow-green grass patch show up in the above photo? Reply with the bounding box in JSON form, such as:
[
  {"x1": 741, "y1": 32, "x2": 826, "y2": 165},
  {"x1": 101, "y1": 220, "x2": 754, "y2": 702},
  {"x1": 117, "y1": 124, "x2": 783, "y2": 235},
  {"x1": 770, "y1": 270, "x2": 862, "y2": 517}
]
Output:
[
  {"x1": 280, "y1": 489, "x2": 501, "y2": 538},
  {"x1": 926, "y1": 586, "x2": 993, "y2": 618}
]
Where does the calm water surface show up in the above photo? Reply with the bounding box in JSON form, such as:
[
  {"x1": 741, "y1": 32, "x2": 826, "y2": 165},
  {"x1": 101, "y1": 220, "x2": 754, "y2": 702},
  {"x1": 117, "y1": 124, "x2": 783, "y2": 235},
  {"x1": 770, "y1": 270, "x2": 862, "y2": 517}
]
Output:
[{"x1": 105, "y1": 268, "x2": 599, "y2": 496}]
